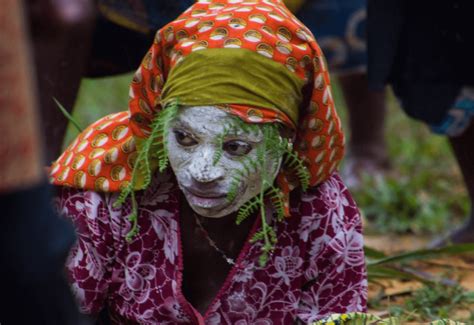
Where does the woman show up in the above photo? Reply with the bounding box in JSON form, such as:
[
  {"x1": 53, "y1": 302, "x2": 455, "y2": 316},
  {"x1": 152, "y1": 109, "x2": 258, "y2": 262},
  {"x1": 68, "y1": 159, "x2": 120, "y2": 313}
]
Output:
[{"x1": 51, "y1": 0, "x2": 367, "y2": 323}]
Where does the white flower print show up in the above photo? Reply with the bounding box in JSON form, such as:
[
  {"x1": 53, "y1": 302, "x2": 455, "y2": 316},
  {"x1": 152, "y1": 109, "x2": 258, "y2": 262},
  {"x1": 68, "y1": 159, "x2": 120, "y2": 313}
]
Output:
[
  {"x1": 227, "y1": 290, "x2": 251, "y2": 315},
  {"x1": 348, "y1": 280, "x2": 367, "y2": 311},
  {"x1": 349, "y1": 279, "x2": 368, "y2": 312},
  {"x1": 298, "y1": 214, "x2": 322, "y2": 242},
  {"x1": 297, "y1": 291, "x2": 321, "y2": 323},
  {"x1": 206, "y1": 312, "x2": 222, "y2": 325},
  {"x1": 60, "y1": 173, "x2": 368, "y2": 323},
  {"x1": 282, "y1": 291, "x2": 301, "y2": 314},
  {"x1": 67, "y1": 244, "x2": 84, "y2": 269},
  {"x1": 70, "y1": 282, "x2": 87, "y2": 311},
  {"x1": 75, "y1": 200, "x2": 85, "y2": 212},
  {"x1": 136, "y1": 308, "x2": 156, "y2": 324},
  {"x1": 84, "y1": 192, "x2": 102, "y2": 223},
  {"x1": 309, "y1": 234, "x2": 331, "y2": 257},
  {"x1": 164, "y1": 219, "x2": 178, "y2": 264},
  {"x1": 304, "y1": 258, "x2": 319, "y2": 281},
  {"x1": 328, "y1": 223, "x2": 364, "y2": 273},
  {"x1": 320, "y1": 178, "x2": 349, "y2": 233},
  {"x1": 271, "y1": 246, "x2": 303, "y2": 285},
  {"x1": 158, "y1": 297, "x2": 191, "y2": 323},
  {"x1": 235, "y1": 319, "x2": 273, "y2": 325},
  {"x1": 118, "y1": 252, "x2": 156, "y2": 303},
  {"x1": 234, "y1": 262, "x2": 255, "y2": 283},
  {"x1": 84, "y1": 242, "x2": 104, "y2": 280},
  {"x1": 226, "y1": 291, "x2": 273, "y2": 325},
  {"x1": 151, "y1": 210, "x2": 178, "y2": 263}
]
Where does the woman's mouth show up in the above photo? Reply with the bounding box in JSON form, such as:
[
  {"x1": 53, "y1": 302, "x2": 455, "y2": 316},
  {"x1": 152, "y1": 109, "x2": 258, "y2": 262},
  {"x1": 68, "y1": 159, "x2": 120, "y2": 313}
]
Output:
[{"x1": 182, "y1": 187, "x2": 228, "y2": 208}]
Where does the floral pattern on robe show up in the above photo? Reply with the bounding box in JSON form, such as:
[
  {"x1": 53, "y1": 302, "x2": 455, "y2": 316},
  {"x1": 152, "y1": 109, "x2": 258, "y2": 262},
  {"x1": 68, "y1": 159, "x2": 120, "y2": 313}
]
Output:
[{"x1": 55, "y1": 172, "x2": 367, "y2": 324}]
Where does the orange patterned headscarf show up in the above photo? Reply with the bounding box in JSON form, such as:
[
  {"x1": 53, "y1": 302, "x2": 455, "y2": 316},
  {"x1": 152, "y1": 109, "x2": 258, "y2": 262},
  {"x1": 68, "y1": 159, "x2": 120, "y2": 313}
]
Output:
[{"x1": 50, "y1": 0, "x2": 345, "y2": 215}]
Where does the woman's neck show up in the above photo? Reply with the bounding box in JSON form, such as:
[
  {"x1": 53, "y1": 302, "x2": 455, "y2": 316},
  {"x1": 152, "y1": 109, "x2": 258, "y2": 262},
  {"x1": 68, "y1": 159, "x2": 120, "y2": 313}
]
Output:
[
  {"x1": 179, "y1": 194, "x2": 258, "y2": 314},
  {"x1": 180, "y1": 199, "x2": 257, "y2": 255}
]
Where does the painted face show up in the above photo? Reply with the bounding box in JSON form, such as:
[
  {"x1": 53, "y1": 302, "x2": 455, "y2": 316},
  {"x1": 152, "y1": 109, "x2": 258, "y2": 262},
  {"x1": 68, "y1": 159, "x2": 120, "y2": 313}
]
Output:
[{"x1": 166, "y1": 106, "x2": 282, "y2": 218}]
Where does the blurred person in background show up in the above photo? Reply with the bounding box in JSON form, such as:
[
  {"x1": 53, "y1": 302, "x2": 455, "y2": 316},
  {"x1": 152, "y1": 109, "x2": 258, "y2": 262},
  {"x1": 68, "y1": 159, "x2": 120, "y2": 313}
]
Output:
[
  {"x1": 288, "y1": 0, "x2": 389, "y2": 189},
  {"x1": 0, "y1": 1, "x2": 89, "y2": 323},
  {"x1": 34, "y1": 0, "x2": 193, "y2": 163},
  {"x1": 367, "y1": 0, "x2": 474, "y2": 245}
]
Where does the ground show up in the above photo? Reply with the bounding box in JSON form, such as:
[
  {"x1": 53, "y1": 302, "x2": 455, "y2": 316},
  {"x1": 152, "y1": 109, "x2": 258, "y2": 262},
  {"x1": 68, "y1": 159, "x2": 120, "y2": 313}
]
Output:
[{"x1": 65, "y1": 74, "x2": 474, "y2": 323}]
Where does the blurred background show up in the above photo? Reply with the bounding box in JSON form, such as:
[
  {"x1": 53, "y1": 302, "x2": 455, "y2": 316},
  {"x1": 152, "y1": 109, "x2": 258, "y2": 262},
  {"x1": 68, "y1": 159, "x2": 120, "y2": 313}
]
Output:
[{"x1": 3, "y1": 0, "x2": 473, "y2": 322}]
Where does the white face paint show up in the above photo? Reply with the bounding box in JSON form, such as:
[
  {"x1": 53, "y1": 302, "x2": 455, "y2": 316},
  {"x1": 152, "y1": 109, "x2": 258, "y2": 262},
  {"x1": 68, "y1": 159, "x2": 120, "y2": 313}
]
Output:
[{"x1": 166, "y1": 106, "x2": 282, "y2": 218}]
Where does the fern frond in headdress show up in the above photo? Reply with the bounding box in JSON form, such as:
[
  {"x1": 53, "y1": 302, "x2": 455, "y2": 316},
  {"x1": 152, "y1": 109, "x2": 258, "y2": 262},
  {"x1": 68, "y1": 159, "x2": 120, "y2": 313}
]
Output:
[
  {"x1": 283, "y1": 149, "x2": 310, "y2": 192},
  {"x1": 152, "y1": 100, "x2": 179, "y2": 172},
  {"x1": 224, "y1": 122, "x2": 289, "y2": 266},
  {"x1": 227, "y1": 155, "x2": 261, "y2": 203},
  {"x1": 213, "y1": 123, "x2": 231, "y2": 166},
  {"x1": 236, "y1": 196, "x2": 261, "y2": 225},
  {"x1": 229, "y1": 121, "x2": 313, "y2": 266},
  {"x1": 113, "y1": 99, "x2": 179, "y2": 241},
  {"x1": 266, "y1": 185, "x2": 286, "y2": 222}
]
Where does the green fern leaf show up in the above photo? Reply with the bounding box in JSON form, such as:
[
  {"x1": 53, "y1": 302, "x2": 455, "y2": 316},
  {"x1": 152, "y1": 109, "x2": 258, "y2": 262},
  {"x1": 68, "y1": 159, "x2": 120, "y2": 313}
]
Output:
[
  {"x1": 284, "y1": 150, "x2": 310, "y2": 191},
  {"x1": 113, "y1": 99, "x2": 179, "y2": 241},
  {"x1": 236, "y1": 196, "x2": 261, "y2": 224}
]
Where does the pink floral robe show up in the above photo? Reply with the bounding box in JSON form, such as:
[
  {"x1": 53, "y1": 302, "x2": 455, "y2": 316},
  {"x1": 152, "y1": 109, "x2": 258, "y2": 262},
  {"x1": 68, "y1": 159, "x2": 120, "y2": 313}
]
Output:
[{"x1": 55, "y1": 172, "x2": 367, "y2": 324}]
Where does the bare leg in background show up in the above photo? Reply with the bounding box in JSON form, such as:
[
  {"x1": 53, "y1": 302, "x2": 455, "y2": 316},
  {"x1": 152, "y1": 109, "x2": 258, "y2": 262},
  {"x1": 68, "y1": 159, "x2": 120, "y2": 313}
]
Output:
[
  {"x1": 339, "y1": 72, "x2": 389, "y2": 188},
  {"x1": 446, "y1": 121, "x2": 474, "y2": 244}
]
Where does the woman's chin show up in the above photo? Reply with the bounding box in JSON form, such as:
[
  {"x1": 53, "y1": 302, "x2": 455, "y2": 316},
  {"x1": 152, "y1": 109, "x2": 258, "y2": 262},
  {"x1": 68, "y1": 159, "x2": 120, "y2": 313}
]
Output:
[
  {"x1": 184, "y1": 193, "x2": 235, "y2": 218},
  {"x1": 190, "y1": 205, "x2": 236, "y2": 218}
]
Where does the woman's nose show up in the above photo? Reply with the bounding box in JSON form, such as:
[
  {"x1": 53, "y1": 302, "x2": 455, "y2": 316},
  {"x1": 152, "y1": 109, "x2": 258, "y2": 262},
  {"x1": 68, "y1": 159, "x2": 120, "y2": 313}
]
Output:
[{"x1": 188, "y1": 147, "x2": 225, "y2": 183}]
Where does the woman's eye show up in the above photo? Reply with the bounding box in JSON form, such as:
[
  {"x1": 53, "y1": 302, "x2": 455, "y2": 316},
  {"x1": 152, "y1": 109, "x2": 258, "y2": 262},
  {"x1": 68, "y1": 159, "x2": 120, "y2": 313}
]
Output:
[
  {"x1": 223, "y1": 140, "x2": 252, "y2": 156},
  {"x1": 174, "y1": 130, "x2": 197, "y2": 146}
]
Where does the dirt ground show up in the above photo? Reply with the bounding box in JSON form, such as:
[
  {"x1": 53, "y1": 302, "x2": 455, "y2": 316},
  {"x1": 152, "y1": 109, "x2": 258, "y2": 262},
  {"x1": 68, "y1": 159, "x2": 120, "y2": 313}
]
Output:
[{"x1": 365, "y1": 234, "x2": 474, "y2": 321}]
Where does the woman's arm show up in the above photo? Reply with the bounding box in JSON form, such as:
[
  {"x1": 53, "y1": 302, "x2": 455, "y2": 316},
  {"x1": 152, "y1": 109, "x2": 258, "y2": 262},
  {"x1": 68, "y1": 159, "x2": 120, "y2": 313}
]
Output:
[
  {"x1": 56, "y1": 187, "x2": 125, "y2": 316},
  {"x1": 296, "y1": 174, "x2": 367, "y2": 323}
]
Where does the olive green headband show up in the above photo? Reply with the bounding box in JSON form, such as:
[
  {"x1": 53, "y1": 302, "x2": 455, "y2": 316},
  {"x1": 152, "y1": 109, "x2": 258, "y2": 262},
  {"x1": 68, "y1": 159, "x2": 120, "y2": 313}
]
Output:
[{"x1": 161, "y1": 48, "x2": 304, "y2": 125}]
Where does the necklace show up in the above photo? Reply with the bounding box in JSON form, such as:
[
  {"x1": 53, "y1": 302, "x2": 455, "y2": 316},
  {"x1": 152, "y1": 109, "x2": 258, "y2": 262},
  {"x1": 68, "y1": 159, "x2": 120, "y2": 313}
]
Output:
[{"x1": 193, "y1": 213, "x2": 236, "y2": 266}]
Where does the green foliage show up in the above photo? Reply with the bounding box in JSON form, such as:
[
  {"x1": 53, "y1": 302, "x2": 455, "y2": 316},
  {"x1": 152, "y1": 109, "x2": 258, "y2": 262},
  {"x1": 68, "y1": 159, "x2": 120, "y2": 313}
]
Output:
[
  {"x1": 389, "y1": 283, "x2": 474, "y2": 322},
  {"x1": 312, "y1": 312, "x2": 466, "y2": 325},
  {"x1": 236, "y1": 196, "x2": 261, "y2": 225},
  {"x1": 366, "y1": 243, "x2": 474, "y2": 288},
  {"x1": 113, "y1": 99, "x2": 178, "y2": 241},
  {"x1": 346, "y1": 99, "x2": 468, "y2": 235},
  {"x1": 331, "y1": 84, "x2": 469, "y2": 235},
  {"x1": 216, "y1": 120, "x2": 288, "y2": 266},
  {"x1": 354, "y1": 175, "x2": 463, "y2": 235},
  {"x1": 251, "y1": 219, "x2": 278, "y2": 267},
  {"x1": 227, "y1": 174, "x2": 244, "y2": 203},
  {"x1": 266, "y1": 185, "x2": 286, "y2": 222},
  {"x1": 215, "y1": 118, "x2": 313, "y2": 265},
  {"x1": 64, "y1": 74, "x2": 132, "y2": 148},
  {"x1": 213, "y1": 123, "x2": 230, "y2": 166},
  {"x1": 283, "y1": 149, "x2": 310, "y2": 192},
  {"x1": 153, "y1": 100, "x2": 179, "y2": 172},
  {"x1": 366, "y1": 243, "x2": 474, "y2": 323},
  {"x1": 54, "y1": 97, "x2": 83, "y2": 133},
  {"x1": 227, "y1": 156, "x2": 260, "y2": 203},
  {"x1": 312, "y1": 312, "x2": 401, "y2": 325},
  {"x1": 367, "y1": 243, "x2": 474, "y2": 267}
]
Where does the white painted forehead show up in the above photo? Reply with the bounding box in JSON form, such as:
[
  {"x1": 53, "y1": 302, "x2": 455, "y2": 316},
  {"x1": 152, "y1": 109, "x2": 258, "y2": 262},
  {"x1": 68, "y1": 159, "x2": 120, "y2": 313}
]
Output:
[
  {"x1": 173, "y1": 105, "x2": 263, "y2": 140},
  {"x1": 178, "y1": 106, "x2": 228, "y2": 120},
  {"x1": 173, "y1": 106, "x2": 232, "y2": 134}
]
